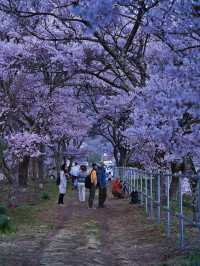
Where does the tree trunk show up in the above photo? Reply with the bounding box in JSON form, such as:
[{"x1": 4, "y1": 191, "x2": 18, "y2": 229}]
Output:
[
  {"x1": 30, "y1": 157, "x2": 38, "y2": 181},
  {"x1": 160, "y1": 174, "x2": 167, "y2": 204},
  {"x1": 55, "y1": 142, "x2": 62, "y2": 178},
  {"x1": 1, "y1": 158, "x2": 13, "y2": 184},
  {"x1": 8, "y1": 180, "x2": 18, "y2": 208},
  {"x1": 118, "y1": 147, "x2": 129, "y2": 167},
  {"x1": 183, "y1": 156, "x2": 197, "y2": 222},
  {"x1": 67, "y1": 157, "x2": 74, "y2": 174},
  {"x1": 113, "y1": 146, "x2": 119, "y2": 166},
  {"x1": 169, "y1": 175, "x2": 179, "y2": 200},
  {"x1": 18, "y1": 156, "x2": 30, "y2": 187},
  {"x1": 169, "y1": 161, "x2": 183, "y2": 199},
  {"x1": 8, "y1": 160, "x2": 19, "y2": 207},
  {"x1": 38, "y1": 144, "x2": 45, "y2": 184}
]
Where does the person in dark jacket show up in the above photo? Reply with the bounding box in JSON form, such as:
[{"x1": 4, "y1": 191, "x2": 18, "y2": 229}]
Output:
[{"x1": 97, "y1": 162, "x2": 107, "y2": 208}]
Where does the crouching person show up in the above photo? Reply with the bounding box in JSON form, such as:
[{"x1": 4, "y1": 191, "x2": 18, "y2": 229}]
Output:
[{"x1": 112, "y1": 178, "x2": 124, "y2": 199}]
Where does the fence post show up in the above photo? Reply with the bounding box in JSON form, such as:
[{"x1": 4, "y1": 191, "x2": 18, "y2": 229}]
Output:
[
  {"x1": 150, "y1": 174, "x2": 153, "y2": 217},
  {"x1": 157, "y1": 173, "x2": 161, "y2": 224},
  {"x1": 166, "y1": 174, "x2": 171, "y2": 237},
  {"x1": 136, "y1": 171, "x2": 139, "y2": 191},
  {"x1": 178, "y1": 176, "x2": 184, "y2": 249},
  {"x1": 133, "y1": 170, "x2": 136, "y2": 191},
  {"x1": 140, "y1": 173, "x2": 143, "y2": 205},
  {"x1": 128, "y1": 169, "x2": 131, "y2": 193},
  {"x1": 197, "y1": 176, "x2": 200, "y2": 226},
  {"x1": 130, "y1": 169, "x2": 133, "y2": 192},
  {"x1": 145, "y1": 175, "x2": 148, "y2": 215}
]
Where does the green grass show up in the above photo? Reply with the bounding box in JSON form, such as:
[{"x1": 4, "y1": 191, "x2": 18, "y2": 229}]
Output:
[
  {"x1": 0, "y1": 214, "x2": 13, "y2": 233},
  {"x1": 159, "y1": 251, "x2": 200, "y2": 266},
  {"x1": 41, "y1": 191, "x2": 50, "y2": 200},
  {"x1": 0, "y1": 205, "x2": 7, "y2": 215},
  {"x1": 84, "y1": 220, "x2": 101, "y2": 241},
  {"x1": 5, "y1": 181, "x2": 59, "y2": 231}
]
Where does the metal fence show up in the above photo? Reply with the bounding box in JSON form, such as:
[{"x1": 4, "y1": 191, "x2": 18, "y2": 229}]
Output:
[{"x1": 113, "y1": 167, "x2": 200, "y2": 249}]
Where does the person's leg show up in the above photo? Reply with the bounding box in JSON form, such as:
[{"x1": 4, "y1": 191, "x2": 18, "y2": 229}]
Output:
[
  {"x1": 58, "y1": 193, "x2": 62, "y2": 204},
  {"x1": 79, "y1": 183, "x2": 83, "y2": 202},
  {"x1": 61, "y1": 193, "x2": 64, "y2": 204},
  {"x1": 98, "y1": 187, "x2": 103, "y2": 207},
  {"x1": 78, "y1": 183, "x2": 82, "y2": 202},
  {"x1": 82, "y1": 183, "x2": 86, "y2": 202},
  {"x1": 88, "y1": 187, "x2": 93, "y2": 208},
  {"x1": 79, "y1": 184, "x2": 81, "y2": 201},
  {"x1": 58, "y1": 193, "x2": 64, "y2": 204},
  {"x1": 91, "y1": 186, "x2": 96, "y2": 207},
  {"x1": 78, "y1": 183, "x2": 81, "y2": 202},
  {"x1": 102, "y1": 187, "x2": 107, "y2": 206},
  {"x1": 71, "y1": 176, "x2": 75, "y2": 189},
  {"x1": 99, "y1": 187, "x2": 107, "y2": 207},
  {"x1": 74, "y1": 177, "x2": 78, "y2": 190},
  {"x1": 88, "y1": 185, "x2": 96, "y2": 208},
  {"x1": 81, "y1": 183, "x2": 85, "y2": 202}
]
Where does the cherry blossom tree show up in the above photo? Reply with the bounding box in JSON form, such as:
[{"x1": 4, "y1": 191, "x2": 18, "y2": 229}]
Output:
[
  {"x1": 0, "y1": 29, "x2": 90, "y2": 186},
  {"x1": 0, "y1": 1, "x2": 199, "y2": 203}
]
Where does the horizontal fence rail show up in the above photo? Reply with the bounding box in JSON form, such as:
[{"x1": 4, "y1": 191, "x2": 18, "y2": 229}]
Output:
[{"x1": 113, "y1": 167, "x2": 200, "y2": 249}]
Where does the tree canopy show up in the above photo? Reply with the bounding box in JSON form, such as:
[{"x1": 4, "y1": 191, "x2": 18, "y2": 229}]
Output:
[{"x1": 0, "y1": 0, "x2": 199, "y2": 179}]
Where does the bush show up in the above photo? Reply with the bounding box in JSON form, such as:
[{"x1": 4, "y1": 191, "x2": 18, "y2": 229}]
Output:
[
  {"x1": 0, "y1": 214, "x2": 11, "y2": 233},
  {"x1": 41, "y1": 192, "x2": 50, "y2": 200},
  {"x1": 184, "y1": 253, "x2": 200, "y2": 266},
  {"x1": 0, "y1": 205, "x2": 7, "y2": 215}
]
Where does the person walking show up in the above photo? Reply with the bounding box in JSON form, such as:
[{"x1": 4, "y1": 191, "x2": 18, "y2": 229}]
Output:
[
  {"x1": 58, "y1": 163, "x2": 68, "y2": 205},
  {"x1": 70, "y1": 162, "x2": 79, "y2": 190},
  {"x1": 88, "y1": 163, "x2": 97, "y2": 209},
  {"x1": 97, "y1": 162, "x2": 107, "y2": 208},
  {"x1": 77, "y1": 165, "x2": 87, "y2": 202}
]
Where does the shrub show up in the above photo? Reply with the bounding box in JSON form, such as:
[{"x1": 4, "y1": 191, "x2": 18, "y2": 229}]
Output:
[
  {"x1": 0, "y1": 205, "x2": 7, "y2": 215},
  {"x1": 179, "y1": 253, "x2": 200, "y2": 266},
  {"x1": 41, "y1": 192, "x2": 50, "y2": 200},
  {"x1": 186, "y1": 253, "x2": 200, "y2": 266},
  {"x1": 0, "y1": 214, "x2": 11, "y2": 233}
]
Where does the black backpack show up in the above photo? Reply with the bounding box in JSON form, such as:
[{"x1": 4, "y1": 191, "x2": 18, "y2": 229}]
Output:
[
  {"x1": 56, "y1": 176, "x2": 60, "y2": 186},
  {"x1": 130, "y1": 190, "x2": 139, "y2": 204},
  {"x1": 85, "y1": 171, "x2": 93, "y2": 189}
]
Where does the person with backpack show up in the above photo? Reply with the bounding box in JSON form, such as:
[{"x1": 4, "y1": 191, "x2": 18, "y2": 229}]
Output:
[
  {"x1": 97, "y1": 162, "x2": 107, "y2": 208},
  {"x1": 88, "y1": 163, "x2": 97, "y2": 209},
  {"x1": 58, "y1": 163, "x2": 68, "y2": 205},
  {"x1": 77, "y1": 165, "x2": 87, "y2": 202}
]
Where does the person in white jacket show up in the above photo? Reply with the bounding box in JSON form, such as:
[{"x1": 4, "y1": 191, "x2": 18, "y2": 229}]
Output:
[
  {"x1": 58, "y1": 163, "x2": 68, "y2": 205},
  {"x1": 77, "y1": 165, "x2": 88, "y2": 202}
]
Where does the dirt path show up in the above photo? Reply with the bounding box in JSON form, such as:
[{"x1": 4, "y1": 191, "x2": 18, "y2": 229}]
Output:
[
  {"x1": 0, "y1": 190, "x2": 179, "y2": 266},
  {"x1": 39, "y1": 192, "x2": 178, "y2": 266}
]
